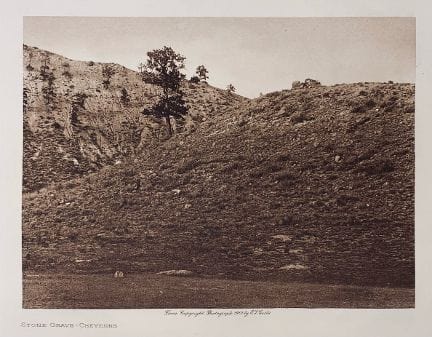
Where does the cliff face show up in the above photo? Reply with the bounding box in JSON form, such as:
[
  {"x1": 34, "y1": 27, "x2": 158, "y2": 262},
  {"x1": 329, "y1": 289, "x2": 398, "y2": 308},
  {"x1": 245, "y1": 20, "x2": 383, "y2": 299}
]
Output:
[
  {"x1": 23, "y1": 45, "x2": 246, "y2": 191},
  {"x1": 22, "y1": 48, "x2": 415, "y2": 289}
]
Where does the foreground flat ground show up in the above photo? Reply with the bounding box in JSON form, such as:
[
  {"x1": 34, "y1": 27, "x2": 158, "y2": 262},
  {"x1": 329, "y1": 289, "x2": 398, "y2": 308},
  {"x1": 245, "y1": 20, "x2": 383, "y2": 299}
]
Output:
[{"x1": 22, "y1": 273, "x2": 414, "y2": 309}]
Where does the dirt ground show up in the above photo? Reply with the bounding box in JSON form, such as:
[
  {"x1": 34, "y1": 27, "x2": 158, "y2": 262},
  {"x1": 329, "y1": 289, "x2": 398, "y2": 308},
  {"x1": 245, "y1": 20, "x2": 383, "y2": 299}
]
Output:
[{"x1": 22, "y1": 273, "x2": 414, "y2": 309}]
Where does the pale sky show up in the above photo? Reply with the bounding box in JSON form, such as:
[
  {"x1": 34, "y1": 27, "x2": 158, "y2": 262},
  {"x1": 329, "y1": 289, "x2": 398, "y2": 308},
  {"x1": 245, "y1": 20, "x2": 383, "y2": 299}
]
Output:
[{"x1": 24, "y1": 17, "x2": 415, "y2": 98}]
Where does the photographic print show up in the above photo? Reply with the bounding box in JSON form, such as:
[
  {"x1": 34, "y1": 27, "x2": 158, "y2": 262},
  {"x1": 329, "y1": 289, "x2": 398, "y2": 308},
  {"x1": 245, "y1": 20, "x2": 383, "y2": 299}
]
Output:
[{"x1": 21, "y1": 17, "x2": 415, "y2": 309}]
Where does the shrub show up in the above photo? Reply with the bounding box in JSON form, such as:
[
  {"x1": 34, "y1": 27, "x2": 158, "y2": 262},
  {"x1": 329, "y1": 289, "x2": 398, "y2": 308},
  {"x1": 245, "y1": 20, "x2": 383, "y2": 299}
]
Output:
[
  {"x1": 277, "y1": 214, "x2": 296, "y2": 227},
  {"x1": 62, "y1": 70, "x2": 72, "y2": 80},
  {"x1": 383, "y1": 103, "x2": 395, "y2": 112},
  {"x1": 267, "y1": 163, "x2": 283, "y2": 173},
  {"x1": 70, "y1": 93, "x2": 88, "y2": 126},
  {"x1": 336, "y1": 194, "x2": 360, "y2": 206},
  {"x1": 23, "y1": 87, "x2": 29, "y2": 112},
  {"x1": 276, "y1": 153, "x2": 291, "y2": 162},
  {"x1": 68, "y1": 232, "x2": 78, "y2": 242},
  {"x1": 291, "y1": 111, "x2": 312, "y2": 124},
  {"x1": 274, "y1": 170, "x2": 298, "y2": 184},
  {"x1": 404, "y1": 105, "x2": 415, "y2": 113},
  {"x1": 190, "y1": 76, "x2": 200, "y2": 84},
  {"x1": 176, "y1": 158, "x2": 200, "y2": 174},
  {"x1": 249, "y1": 169, "x2": 265, "y2": 179},
  {"x1": 360, "y1": 159, "x2": 395, "y2": 175},
  {"x1": 350, "y1": 104, "x2": 367, "y2": 113},
  {"x1": 292, "y1": 80, "x2": 302, "y2": 89},
  {"x1": 102, "y1": 64, "x2": 116, "y2": 89},
  {"x1": 41, "y1": 71, "x2": 56, "y2": 109},
  {"x1": 120, "y1": 88, "x2": 130, "y2": 105},
  {"x1": 52, "y1": 122, "x2": 62, "y2": 129},
  {"x1": 364, "y1": 99, "x2": 376, "y2": 109},
  {"x1": 221, "y1": 161, "x2": 242, "y2": 173}
]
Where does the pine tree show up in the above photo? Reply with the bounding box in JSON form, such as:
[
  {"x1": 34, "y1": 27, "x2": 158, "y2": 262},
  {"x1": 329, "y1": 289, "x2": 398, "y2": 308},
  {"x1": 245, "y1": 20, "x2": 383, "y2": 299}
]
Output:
[{"x1": 140, "y1": 46, "x2": 188, "y2": 137}]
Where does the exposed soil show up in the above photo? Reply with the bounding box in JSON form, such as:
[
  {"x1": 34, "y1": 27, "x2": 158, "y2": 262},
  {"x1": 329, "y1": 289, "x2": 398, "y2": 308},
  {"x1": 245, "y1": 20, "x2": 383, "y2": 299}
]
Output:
[{"x1": 23, "y1": 45, "x2": 246, "y2": 192}]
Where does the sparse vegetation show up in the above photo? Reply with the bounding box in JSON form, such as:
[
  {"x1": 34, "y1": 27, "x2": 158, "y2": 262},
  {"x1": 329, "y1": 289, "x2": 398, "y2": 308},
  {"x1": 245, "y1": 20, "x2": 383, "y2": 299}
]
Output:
[
  {"x1": 292, "y1": 78, "x2": 321, "y2": 89},
  {"x1": 39, "y1": 58, "x2": 50, "y2": 81},
  {"x1": 23, "y1": 87, "x2": 29, "y2": 113},
  {"x1": 41, "y1": 68, "x2": 56, "y2": 111},
  {"x1": 70, "y1": 93, "x2": 88, "y2": 126},
  {"x1": 102, "y1": 64, "x2": 115, "y2": 89},
  {"x1": 120, "y1": 88, "x2": 130, "y2": 106},
  {"x1": 176, "y1": 158, "x2": 200, "y2": 174}
]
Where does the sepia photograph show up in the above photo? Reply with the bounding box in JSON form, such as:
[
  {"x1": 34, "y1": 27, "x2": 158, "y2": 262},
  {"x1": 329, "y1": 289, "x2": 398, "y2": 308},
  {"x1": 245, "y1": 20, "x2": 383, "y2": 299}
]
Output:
[{"x1": 21, "y1": 16, "x2": 415, "y2": 309}]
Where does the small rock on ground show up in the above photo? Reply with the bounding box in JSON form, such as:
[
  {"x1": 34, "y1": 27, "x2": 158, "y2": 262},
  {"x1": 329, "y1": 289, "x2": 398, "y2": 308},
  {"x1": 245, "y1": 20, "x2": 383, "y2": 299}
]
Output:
[
  {"x1": 157, "y1": 269, "x2": 193, "y2": 276},
  {"x1": 279, "y1": 264, "x2": 308, "y2": 270}
]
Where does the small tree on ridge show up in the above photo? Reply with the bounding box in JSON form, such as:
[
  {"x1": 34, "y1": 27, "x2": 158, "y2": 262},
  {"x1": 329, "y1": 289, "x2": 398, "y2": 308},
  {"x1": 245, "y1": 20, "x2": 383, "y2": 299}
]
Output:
[
  {"x1": 226, "y1": 84, "x2": 236, "y2": 94},
  {"x1": 196, "y1": 65, "x2": 209, "y2": 82}
]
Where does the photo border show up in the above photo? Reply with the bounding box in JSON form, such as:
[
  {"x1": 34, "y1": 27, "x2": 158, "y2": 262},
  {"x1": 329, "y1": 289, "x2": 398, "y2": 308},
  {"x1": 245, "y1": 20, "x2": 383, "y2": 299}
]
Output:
[{"x1": 1, "y1": 1, "x2": 431, "y2": 336}]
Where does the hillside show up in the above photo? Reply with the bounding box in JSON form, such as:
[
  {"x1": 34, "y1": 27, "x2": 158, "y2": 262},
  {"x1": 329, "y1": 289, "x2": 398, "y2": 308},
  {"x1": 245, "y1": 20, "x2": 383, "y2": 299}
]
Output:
[
  {"x1": 22, "y1": 79, "x2": 415, "y2": 288},
  {"x1": 23, "y1": 45, "x2": 246, "y2": 191}
]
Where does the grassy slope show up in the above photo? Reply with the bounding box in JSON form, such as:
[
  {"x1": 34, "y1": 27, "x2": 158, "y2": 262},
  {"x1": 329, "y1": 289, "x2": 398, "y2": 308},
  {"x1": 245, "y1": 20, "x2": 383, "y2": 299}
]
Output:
[{"x1": 23, "y1": 82, "x2": 415, "y2": 291}]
